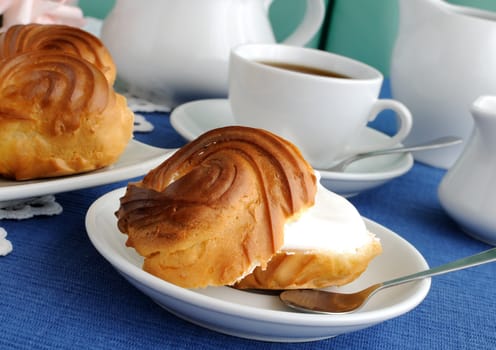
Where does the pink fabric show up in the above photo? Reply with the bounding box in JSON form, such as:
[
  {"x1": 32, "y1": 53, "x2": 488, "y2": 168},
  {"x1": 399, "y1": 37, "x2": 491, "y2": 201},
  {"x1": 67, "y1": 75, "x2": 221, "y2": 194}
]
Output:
[{"x1": 0, "y1": 0, "x2": 85, "y2": 30}]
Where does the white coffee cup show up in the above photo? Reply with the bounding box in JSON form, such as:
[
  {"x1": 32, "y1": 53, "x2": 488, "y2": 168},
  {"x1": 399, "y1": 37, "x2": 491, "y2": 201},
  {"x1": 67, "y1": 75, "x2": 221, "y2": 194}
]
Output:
[{"x1": 228, "y1": 43, "x2": 412, "y2": 169}]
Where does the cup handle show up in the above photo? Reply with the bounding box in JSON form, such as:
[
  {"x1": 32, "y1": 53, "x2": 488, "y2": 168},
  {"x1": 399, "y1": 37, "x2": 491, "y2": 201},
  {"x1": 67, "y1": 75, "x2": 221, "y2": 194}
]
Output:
[
  {"x1": 365, "y1": 99, "x2": 413, "y2": 150},
  {"x1": 277, "y1": 0, "x2": 326, "y2": 46}
]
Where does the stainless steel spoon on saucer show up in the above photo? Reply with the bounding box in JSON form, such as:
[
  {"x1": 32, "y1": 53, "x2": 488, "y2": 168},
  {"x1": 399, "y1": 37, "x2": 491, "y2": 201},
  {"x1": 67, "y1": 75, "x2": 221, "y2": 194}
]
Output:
[
  {"x1": 280, "y1": 247, "x2": 496, "y2": 314},
  {"x1": 326, "y1": 136, "x2": 462, "y2": 172}
]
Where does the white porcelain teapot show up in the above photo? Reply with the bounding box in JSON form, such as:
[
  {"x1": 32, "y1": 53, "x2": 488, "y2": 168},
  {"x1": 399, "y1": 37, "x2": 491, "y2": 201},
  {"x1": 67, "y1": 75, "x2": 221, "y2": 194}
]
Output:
[
  {"x1": 390, "y1": 0, "x2": 496, "y2": 169},
  {"x1": 101, "y1": 0, "x2": 325, "y2": 107},
  {"x1": 438, "y1": 95, "x2": 496, "y2": 245}
]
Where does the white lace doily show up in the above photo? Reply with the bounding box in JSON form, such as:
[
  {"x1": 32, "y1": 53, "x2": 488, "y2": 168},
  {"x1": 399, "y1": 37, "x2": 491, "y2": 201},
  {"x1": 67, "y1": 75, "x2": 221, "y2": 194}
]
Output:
[
  {"x1": 122, "y1": 91, "x2": 171, "y2": 113},
  {"x1": 0, "y1": 227, "x2": 13, "y2": 256},
  {"x1": 0, "y1": 196, "x2": 63, "y2": 256},
  {"x1": 0, "y1": 195, "x2": 63, "y2": 220},
  {"x1": 120, "y1": 89, "x2": 171, "y2": 134},
  {"x1": 133, "y1": 113, "x2": 154, "y2": 133}
]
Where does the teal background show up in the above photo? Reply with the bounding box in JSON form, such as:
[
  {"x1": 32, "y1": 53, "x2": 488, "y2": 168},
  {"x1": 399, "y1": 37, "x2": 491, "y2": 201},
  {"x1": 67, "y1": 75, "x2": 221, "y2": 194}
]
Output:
[
  {"x1": 79, "y1": 0, "x2": 496, "y2": 76},
  {"x1": 326, "y1": 0, "x2": 496, "y2": 75}
]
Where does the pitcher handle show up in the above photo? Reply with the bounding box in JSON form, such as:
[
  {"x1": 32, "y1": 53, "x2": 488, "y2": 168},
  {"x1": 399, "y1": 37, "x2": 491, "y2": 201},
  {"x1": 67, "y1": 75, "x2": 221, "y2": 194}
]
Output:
[{"x1": 268, "y1": 0, "x2": 325, "y2": 47}]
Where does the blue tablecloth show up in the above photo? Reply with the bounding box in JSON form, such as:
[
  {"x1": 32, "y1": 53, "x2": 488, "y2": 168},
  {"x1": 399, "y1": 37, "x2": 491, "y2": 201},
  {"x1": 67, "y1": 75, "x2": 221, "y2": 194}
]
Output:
[{"x1": 1, "y1": 83, "x2": 495, "y2": 349}]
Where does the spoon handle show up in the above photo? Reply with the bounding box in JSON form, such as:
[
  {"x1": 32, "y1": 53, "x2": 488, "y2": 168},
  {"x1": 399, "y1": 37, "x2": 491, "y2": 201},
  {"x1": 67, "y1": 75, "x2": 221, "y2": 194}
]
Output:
[
  {"x1": 382, "y1": 247, "x2": 496, "y2": 290},
  {"x1": 328, "y1": 136, "x2": 462, "y2": 172},
  {"x1": 359, "y1": 136, "x2": 462, "y2": 158}
]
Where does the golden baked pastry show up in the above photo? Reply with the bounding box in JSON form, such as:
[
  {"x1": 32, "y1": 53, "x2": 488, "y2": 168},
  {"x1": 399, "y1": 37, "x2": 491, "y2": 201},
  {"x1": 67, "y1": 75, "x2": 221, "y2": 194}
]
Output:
[
  {"x1": 234, "y1": 233, "x2": 382, "y2": 290},
  {"x1": 116, "y1": 126, "x2": 317, "y2": 288},
  {"x1": 0, "y1": 24, "x2": 116, "y2": 84},
  {"x1": 0, "y1": 50, "x2": 133, "y2": 180},
  {"x1": 234, "y1": 173, "x2": 383, "y2": 290}
]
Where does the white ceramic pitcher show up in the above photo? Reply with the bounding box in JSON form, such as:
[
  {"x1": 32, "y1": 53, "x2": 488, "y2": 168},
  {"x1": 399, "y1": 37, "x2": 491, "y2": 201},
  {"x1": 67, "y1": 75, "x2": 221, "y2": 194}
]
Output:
[
  {"x1": 101, "y1": 0, "x2": 325, "y2": 107},
  {"x1": 438, "y1": 95, "x2": 496, "y2": 245},
  {"x1": 390, "y1": 0, "x2": 496, "y2": 169}
]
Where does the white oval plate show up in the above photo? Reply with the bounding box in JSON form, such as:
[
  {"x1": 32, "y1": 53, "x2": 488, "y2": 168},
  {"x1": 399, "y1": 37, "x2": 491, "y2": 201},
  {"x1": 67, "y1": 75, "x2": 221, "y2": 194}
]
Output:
[
  {"x1": 170, "y1": 99, "x2": 414, "y2": 197},
  {"x1": 86, "y1": 187, "x2": 430, "y2": 342},
  {"x1": 0, "y1": 140, "x2": 172, "y2": 201}
]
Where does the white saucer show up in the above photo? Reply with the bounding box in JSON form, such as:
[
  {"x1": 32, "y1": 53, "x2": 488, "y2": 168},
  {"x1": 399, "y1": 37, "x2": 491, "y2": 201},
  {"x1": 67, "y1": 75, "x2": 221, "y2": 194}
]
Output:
[
  {"x1": 86, "y1": 187, "x2": 430, "y2": 342},
  {"x1": 0, "y1": 140, "x2": 173, "y2": 201},
  {"x1": 171, "y1": 99, "x2": 414, "y2": 197}
]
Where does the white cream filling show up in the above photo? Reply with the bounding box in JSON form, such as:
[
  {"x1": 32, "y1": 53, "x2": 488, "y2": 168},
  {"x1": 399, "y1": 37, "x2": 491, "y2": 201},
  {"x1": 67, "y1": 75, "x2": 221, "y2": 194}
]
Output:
[{"x1": 282, "y1": 181, "x2": 376, "y2": 254}]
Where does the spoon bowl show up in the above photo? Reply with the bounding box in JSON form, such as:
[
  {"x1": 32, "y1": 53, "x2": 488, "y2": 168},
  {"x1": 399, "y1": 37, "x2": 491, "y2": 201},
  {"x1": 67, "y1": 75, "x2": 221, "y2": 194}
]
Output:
[{"x1": 279, "y1": 247, "x2": 496, "y2": 314}]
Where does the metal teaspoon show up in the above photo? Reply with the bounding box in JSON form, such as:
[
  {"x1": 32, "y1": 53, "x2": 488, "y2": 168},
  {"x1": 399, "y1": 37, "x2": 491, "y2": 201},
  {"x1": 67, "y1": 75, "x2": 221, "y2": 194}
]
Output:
[
  {"x1": 280, "y1": 247, "x2": 496, "y2": 314},
  {"x1": 325, "y1": 136, "x2": 462, "y2": 172}
]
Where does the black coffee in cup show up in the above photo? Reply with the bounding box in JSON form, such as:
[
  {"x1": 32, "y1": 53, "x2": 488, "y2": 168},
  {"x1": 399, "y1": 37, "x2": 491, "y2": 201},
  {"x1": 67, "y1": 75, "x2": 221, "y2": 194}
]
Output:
[{"x1": 258, "y1": 61, "x2": 351, "y2": 79}]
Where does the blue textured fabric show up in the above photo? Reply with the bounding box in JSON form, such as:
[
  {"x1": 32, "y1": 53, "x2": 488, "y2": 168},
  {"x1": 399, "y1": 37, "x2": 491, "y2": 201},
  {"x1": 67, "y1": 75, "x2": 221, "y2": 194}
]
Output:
[{"x1": 1, "y1": 83, "x2": 495, "y2": 349}]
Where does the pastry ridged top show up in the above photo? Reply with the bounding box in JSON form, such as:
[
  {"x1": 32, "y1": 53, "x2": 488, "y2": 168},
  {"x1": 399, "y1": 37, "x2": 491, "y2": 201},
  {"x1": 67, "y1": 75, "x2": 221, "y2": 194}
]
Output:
[
  {"x1": 0, "y1": 23, "x2": 133, "y2": 181},
  {"x1": 0, "y1": 50, "x2": 114, "y2": 136},
  {"x1": 0, "y1": 24, "x2": 115, "y2": 83},
  {"x1": 116, "y1": 126, "x2": 317, "y2": 288}
]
